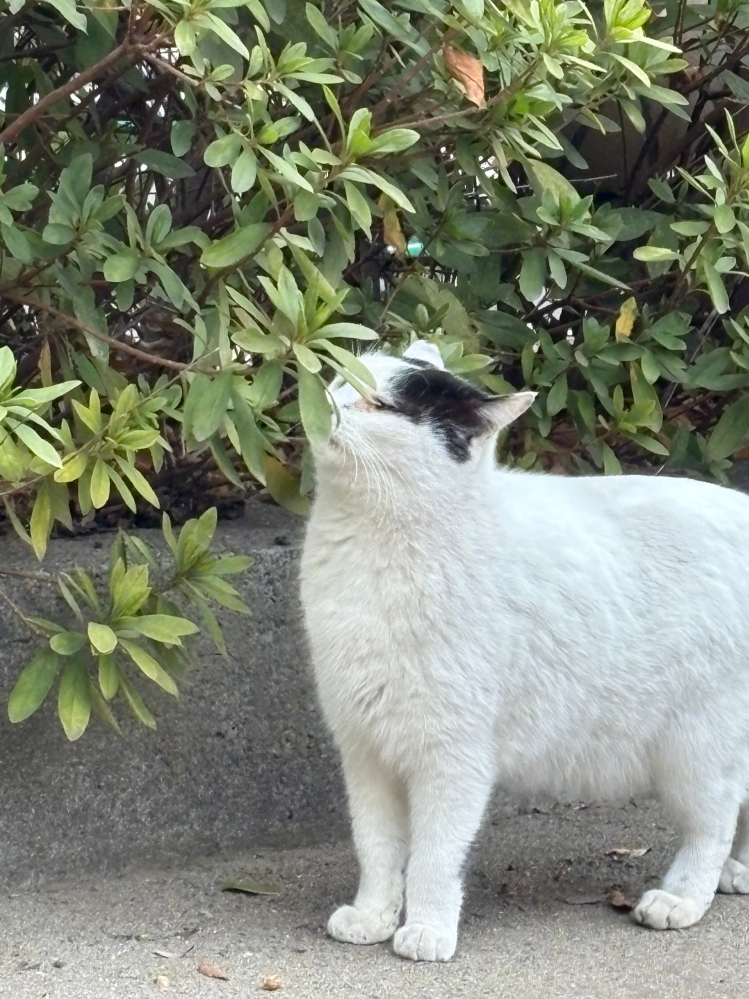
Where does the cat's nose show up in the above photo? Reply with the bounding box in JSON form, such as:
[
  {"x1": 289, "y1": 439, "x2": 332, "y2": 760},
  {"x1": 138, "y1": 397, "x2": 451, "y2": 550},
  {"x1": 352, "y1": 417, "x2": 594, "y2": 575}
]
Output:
[{"x1": 354, "y1": 396, "x2": 382, "y2": 413}]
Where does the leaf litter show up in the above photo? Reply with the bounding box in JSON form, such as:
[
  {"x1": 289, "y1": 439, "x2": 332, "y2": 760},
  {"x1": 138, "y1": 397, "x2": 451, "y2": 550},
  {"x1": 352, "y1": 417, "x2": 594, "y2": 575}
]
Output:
[
  {"x1": 221, "y1": 876, "x2": 281, "y2": 895},
  {"x1": 198, "y1": 960, "x2": 229, "y2": 980}
]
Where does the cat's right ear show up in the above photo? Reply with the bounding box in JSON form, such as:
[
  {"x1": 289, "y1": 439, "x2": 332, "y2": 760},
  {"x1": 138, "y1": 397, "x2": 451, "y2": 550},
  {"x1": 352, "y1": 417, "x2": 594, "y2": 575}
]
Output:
[{"x1": 483, "y1": 391, "x2": 536, "y2": 431}]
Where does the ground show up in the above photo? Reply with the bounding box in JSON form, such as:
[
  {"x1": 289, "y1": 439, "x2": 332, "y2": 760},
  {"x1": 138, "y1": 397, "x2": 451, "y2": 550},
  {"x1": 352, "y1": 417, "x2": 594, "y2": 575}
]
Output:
[{"x1": 2, "y1": 797, "x2": 748, "y2": 999}]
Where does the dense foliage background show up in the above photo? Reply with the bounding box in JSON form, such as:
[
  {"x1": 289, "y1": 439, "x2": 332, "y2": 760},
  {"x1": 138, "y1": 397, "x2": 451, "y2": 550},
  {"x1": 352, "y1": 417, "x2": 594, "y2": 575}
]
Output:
[{"x1": 2, "y1": 0, "x2": 749, "y2": 736}]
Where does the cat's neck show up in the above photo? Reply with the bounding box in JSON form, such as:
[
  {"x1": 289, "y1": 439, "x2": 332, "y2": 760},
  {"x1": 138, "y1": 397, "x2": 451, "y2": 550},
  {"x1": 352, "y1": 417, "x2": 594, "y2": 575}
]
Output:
[{"x1": 311, "y1": 454, "x2": 492, "y2": 535}]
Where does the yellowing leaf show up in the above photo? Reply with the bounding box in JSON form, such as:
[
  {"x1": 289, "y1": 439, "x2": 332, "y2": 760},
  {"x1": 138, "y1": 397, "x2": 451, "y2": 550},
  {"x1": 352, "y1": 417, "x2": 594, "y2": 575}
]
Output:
[
  {"x1": 615, "y1": 297, "x2": 638, "y2": 339},
  {"x1": 88, "y1": 622, "x2": 118, "y2": 655},
  {"x1": 379, "y1": 194, "x2": 406, "y2": 256},
  {"x1": 120, "y1": 639, "x2": 178, "y2": 696},
  {"x1": 264, "y1": 456, "x2": 309, "y2": 516}
]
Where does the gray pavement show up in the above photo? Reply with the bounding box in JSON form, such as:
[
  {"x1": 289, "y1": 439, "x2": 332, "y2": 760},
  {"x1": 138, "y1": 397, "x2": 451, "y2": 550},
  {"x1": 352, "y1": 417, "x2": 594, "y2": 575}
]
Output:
[{"x1": 2, "y1": 795, "x2": 748, "y2": 999}]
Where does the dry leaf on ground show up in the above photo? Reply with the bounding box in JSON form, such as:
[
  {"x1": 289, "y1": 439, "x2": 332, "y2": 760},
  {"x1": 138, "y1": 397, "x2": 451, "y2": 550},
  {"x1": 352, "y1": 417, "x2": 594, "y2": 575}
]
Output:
[
  {"x1": 443, "y1": 46, "x2": 484, "y2": 106},
  {"x1": 198, "y1": 961, "x2": 229, "y2": 981},
  {"x1": 563, "y1": 893, "x2": 604, "y2": 905},
  {"x1": 605, "y1": 847, "x2": 650, "y2": 859},
  {"x1": 221, "y1": 877, "x2": 281, "y2": 895},
  {"x1": 262, "y1": 972, "x2": 283, "y2": 991},
  {"x1": 154, "y1": 943, "x2": 194, "y2": 959},
  {"x1": 609, "y1": 889, "x2": 634, "y2": 911}
]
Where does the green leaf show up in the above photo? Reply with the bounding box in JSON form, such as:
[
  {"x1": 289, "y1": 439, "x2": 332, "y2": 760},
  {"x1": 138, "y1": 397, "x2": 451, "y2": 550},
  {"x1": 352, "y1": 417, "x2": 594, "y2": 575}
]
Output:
[
  {"x1": 88, "y1": 622, "x2": 118, "y2": 655},
  {"x1": 120, "y1": 640, "x2": 178, "y2": 696},
  {"x1": 103, "y1": 250, "x2": 141, "y2": 283},
  {"x1": 90, "y1": 457, "x2": 111, "y2": 509},
  {"x1": 297, "y1": 365, "x2": 332, "y2": 448},
  {"x1": 519, "y1": 248, "x2": 546, "y2": 302},
  {"x1": 183, "y1": 371, "x2": 233, "y2": 442},
  {"x1": 264, "y1": 456, "x2": 309, "y2": 516},
  {"x1": 547, "y1": 374, "x2": 568, "y2": 416},
  {"x1": 231, "y1": 392, "x2": 267, "y2": 483},
  {"x1": 120, "y1": 675, "x2": 156, "y2": 729},
  {"x1": 706, "y1": 395, "x2": 749, "y2": 460},
  {"x1": 204, "y1": 132, "x2": 243, "y2": 168},
  {"x1": 30, "y1": 482, "x2": 52, "y2": 560},
  {"x1": 201, "y1": 223, "x2": 270, "y2": 268},
  {"x1": 231, "y1": 148, "x2": 258, "y2": 194},
  {"x1": 293, "y1": 342, "x2": 322, "y2": 372},
  {"x1": 115, "y1": 458, "x2": 160, "y2": 507},
  {"x1": 58, "y1": 660, "x2": 92, "y2": 741},
  {"x1": 367, "y1": 128, "x2": 420, "y2": 157},
  {"x1": 42, "y1": 0, "x2": 87, "y2": 31},
  {"x1": 136, "y1": 151, "x2": 195, "y2": 179},
  {"x1": 714, "y1": 204, "x2": 736, "y2": 234},
  {"x1": 98, "y1": 654, "x2": 119, "y2": 700},
  {"x1": 8, "y1": 648, "x2": 60, "y2": 723},
  {"x1": 1, "y1": 221, "x2": 33, "y2": 262},
  {"x1": 633, "y1": 245, "x2": 680, "y2": 262},
  {"x1": 13, "y1": 423, "x2": 62, "y2": 467},
  {"x1": 50, "y1": 631, "x2": 87, "y2": 655},
  {"x1": 121, "y1": 614, "x2": 199, "y2": 643},
  {"x1": 311, "y1": 322, "x2": 378, "y2": 340},
  {"x1": 338, "y1": 166, "x2": 414, "y2": 212},
  {"x1": 703, "y1": 259, "x2": 729, "y2": 314},
  {"x1": 171, "y1": 120, "x2": 197, "y2": 157},
  {"x1": 258, "y1": 148, "x2": 314, "y2": 193},
  {"x1": 199, "y1": 10, "x2": 250, "y2": 59},
  {"x1": 601, "y1": 442, "x2": 622, "y2": 475},
  {"x1": 525, "y1": 160, "x2": 579, "y2": 207}
]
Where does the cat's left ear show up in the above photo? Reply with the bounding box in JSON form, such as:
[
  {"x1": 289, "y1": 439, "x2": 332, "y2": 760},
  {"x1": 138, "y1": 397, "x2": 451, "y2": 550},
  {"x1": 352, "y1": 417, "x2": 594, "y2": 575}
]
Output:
[
  {"x1": 403, "y1": 340, "x2": 444, "y2": 369},
  {"x1": 482, "y1": 391, "x2": 536, "y2": 431}
]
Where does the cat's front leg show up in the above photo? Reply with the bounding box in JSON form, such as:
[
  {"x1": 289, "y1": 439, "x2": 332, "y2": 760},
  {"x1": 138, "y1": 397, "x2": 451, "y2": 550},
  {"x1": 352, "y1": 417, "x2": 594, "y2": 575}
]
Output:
[
  {"x1": 328, "y1": 742, "x2": 408, "y2": 946},
  {"x1": 393, "y1": 760, "x2": 494, "y2": 962}
]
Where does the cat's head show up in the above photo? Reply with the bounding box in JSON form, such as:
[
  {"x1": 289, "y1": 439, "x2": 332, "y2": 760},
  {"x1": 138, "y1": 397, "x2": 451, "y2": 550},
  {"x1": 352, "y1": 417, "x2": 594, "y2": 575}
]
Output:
[{"x1": 316, "y1": 340, "x2": 535, "y2": 475}]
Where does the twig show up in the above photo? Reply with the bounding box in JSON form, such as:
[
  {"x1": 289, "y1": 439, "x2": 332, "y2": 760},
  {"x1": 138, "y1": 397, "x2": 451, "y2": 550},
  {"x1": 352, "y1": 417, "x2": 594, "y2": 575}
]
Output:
[
  {"x1": 1, "y1": 294, "x2": 191, "y2": 371},
  {"x1": 0, "y1": 584, "x2": 46, "y2": 636},
  {"x1": 0, "y1": 42, "x2": 132, "y2": 145},
  {"x1": 0, "y1": 567, "x2": 54, "y2": 582},
  {"x1": 369, "y1": 27, "x2": 454, "y2": 122}
]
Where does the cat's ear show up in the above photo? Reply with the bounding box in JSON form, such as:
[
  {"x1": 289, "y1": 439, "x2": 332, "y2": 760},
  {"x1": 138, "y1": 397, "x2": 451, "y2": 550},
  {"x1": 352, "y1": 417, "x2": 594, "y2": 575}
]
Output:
[
  {"x1": 482, "y1": 391, "x2": 536, "y2": 431},
  {"x1": 403, "y1": 340, "x2": 444, "y2": 369}
]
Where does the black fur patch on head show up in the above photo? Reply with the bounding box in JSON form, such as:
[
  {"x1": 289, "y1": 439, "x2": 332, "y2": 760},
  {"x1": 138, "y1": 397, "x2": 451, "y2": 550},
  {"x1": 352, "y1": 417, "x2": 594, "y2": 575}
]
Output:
[
  {"x1": 404, "y1": 357, "x2": 433, "y2": 369},
  {"x1": 389, "y1": 367, "x2": 493, "y2": 461}
]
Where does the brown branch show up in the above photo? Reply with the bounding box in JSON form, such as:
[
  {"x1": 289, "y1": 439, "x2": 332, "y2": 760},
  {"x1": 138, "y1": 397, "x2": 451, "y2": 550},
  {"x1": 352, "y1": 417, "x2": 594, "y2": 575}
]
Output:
[
  {"x1": 370, "y1": 28, "x2": 454, "y2": 122},
  {"x1": 0, "y1": 567, "x2": 54, "y2": 582},
  {"x1": 0, "y1": 38, "x2": 148, "y2": 146},
  {"x1": 0, "y1": 41, "x2": 76, "y2": 63},
  {"x1": 1, "y1": 294, "x2": 190, "y2": 371}
]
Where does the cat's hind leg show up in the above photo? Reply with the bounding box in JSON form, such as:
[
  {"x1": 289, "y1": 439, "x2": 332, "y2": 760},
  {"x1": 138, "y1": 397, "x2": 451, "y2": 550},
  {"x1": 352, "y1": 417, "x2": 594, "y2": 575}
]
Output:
[
  {"x1": 634, "y1": 772, "x2": 740, "y2": 930},
  {"x1": 718, "y1": 797, "x2": 749, "y2": 893},
  {"x1": 327, "y1": 742, "x2": 408, "y2": 946}
]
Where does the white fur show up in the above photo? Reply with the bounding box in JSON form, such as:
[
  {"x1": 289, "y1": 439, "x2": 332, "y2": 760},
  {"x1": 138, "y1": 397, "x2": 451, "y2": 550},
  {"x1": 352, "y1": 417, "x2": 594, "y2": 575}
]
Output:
[{"x1": 300, "y1": 344, "x2": 749, "y2": 962}]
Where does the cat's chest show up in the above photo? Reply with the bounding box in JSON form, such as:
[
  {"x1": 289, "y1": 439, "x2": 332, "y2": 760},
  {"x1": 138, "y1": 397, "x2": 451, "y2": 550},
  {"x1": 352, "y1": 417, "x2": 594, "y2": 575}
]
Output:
[{"x1": 301, "y1": 529, "x2": 468, "y2": 639}]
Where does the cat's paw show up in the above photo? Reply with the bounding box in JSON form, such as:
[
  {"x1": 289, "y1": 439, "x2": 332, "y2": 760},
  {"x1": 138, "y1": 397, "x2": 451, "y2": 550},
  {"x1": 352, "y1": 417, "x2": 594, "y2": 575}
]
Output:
[
  {"x1": 632, "y1": 889, "x2": 705, "y2": 930},
  {"x1": 392, "y1": 922, "x2": 456, "y2": 962},
  {"x1": 327, "y1": 904, "x2": 398, "y2": 945},
  {"x1": 719, "y1": 857, "x2": 749, "y2": 894}
]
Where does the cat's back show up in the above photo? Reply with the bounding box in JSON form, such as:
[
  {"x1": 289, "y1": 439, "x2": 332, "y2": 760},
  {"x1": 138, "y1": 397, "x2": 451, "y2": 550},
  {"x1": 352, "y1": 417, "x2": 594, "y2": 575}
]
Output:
[{"x1": 492, "y1": 466, "x2": 749, "y2": 559}]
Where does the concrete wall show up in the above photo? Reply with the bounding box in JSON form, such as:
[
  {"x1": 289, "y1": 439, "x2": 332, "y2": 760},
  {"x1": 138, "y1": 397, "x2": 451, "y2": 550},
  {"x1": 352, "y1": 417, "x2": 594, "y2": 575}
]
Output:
[{"x1": 0, "y1": 501, "x2": 347, "y2": 888}]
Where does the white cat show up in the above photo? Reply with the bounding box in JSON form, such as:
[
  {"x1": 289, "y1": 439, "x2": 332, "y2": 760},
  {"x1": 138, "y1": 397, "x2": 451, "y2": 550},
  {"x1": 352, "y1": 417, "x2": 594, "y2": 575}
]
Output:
[{"x1": 300, "y1": 339, "x2": 749, "y2": 962}]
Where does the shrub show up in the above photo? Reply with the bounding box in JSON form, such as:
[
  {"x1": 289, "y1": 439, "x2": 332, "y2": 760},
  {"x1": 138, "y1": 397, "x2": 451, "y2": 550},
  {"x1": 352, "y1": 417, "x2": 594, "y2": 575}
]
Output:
[{"x1": 0, "y1": 0, "x2": 748, "y2": 735}]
